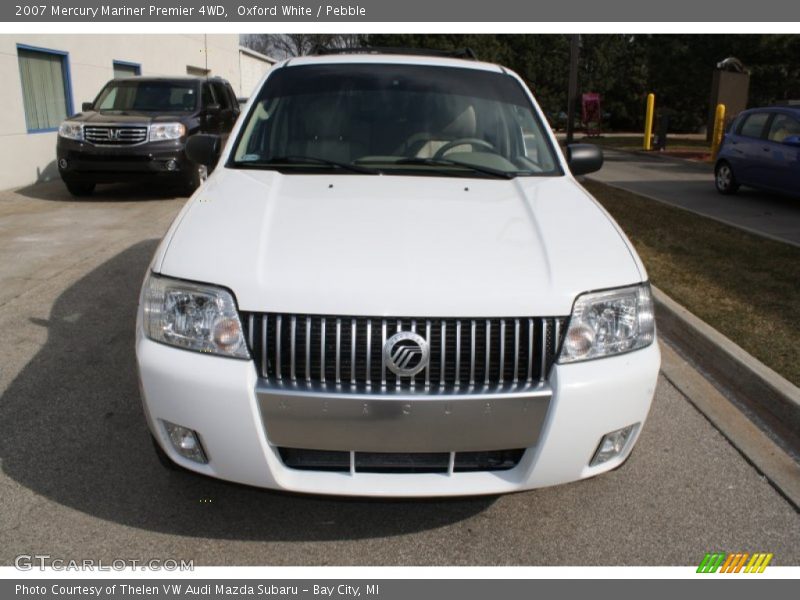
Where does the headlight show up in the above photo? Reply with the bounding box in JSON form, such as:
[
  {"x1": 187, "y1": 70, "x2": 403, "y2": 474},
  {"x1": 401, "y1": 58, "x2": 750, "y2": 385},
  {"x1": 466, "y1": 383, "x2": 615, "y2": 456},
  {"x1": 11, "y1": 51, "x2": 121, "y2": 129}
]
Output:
[
  {"x1": 142, "y1": 273, "x2": 249, "y2": 359},
  {"x1": 559, "y1": 283, "x2": 655, "y2": 363},
  {"x1": 149, "y1": 123, "x2": 186, "y2": 142},
  {"x1": 58, "y1": 121, "x2": 83, "y2": 141}
]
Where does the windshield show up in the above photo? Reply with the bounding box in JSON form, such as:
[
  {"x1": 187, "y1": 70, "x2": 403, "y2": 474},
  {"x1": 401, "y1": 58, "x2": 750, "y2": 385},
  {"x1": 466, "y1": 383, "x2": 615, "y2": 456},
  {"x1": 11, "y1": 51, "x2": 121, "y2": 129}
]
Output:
[
  {"x1": 230, "y1": 63, "x2": 562, "y2": 178},
  {"x1": 93, "y1": 80, "x2": 198, "y2": 112}
]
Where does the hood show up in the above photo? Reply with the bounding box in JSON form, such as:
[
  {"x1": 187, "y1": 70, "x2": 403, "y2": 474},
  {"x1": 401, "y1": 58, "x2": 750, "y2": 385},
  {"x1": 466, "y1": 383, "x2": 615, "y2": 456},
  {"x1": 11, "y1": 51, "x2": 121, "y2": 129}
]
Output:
[
  {"x1": 70, "y1": 111, "x2": 191, "y2": 124},
  {"x1": 157, "y1": 169, "x2": 643, "y2": 317}
]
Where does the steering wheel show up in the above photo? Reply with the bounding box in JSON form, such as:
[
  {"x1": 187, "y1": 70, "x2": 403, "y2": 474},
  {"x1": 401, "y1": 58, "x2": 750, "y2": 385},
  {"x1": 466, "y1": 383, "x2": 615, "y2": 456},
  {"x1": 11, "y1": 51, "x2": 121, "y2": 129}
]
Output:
[{"x1": 432, "y1": 138, "x2": 496, "y2": 159}]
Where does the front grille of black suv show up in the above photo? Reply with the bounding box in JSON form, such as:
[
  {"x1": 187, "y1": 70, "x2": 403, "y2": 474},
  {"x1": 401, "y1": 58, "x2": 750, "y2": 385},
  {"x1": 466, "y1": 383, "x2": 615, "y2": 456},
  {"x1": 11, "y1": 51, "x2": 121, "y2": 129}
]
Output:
[
  {"x1": 84, "y1": 125, "x2": 148, "y2": 145},
  {"x1": 241, "y1": 313, "x2": 568, "y2": 393}
]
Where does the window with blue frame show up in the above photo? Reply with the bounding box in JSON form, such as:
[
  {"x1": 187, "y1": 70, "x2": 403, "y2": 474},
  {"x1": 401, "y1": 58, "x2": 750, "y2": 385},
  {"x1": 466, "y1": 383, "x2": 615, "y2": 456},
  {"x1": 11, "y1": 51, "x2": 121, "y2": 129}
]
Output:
[
  {"x1": 17, "y1": 45, "x2": 72, "y2": 132},
  {"x1": 113, "y1": 60, "x2": 141, "y2": 79}
]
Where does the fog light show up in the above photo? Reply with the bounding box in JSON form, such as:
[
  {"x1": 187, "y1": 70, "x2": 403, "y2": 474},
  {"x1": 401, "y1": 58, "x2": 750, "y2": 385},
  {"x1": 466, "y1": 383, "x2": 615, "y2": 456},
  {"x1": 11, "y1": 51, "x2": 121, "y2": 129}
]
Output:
[
  {"x1": 590, "y1": 423, "x2": 638, "y2": 467},
  {"x1": 165, "y1": 159, "x2": 179, "y2": 171},
  {"x1": 58, "y1": 158, "x2": 68, "y2": 169},
  {"x1": 162, "y1": 420, "x2": 207, "y2": 463}
]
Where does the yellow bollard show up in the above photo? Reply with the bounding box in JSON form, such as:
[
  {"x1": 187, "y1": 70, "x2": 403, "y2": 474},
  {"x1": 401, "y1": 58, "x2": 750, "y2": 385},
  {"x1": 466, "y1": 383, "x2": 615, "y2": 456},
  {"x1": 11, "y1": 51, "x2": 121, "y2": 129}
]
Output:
[
  {"x1": 643, "y1": 93, "x2": 655, "y2": 151},
  {"x1": 710, "y1": 103, "x2": 726, "y2": 160}
]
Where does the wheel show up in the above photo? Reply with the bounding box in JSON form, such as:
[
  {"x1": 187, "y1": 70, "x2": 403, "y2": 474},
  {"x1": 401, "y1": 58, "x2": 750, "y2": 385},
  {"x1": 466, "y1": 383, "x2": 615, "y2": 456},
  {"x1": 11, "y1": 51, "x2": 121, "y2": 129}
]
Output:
[
  {"x1": 432, "y1": 138, "x2": 497, "y2": 160},
  {"x1": 181, "y1": 162, "x2": 208, "y2": 195},
  {"x1": 63, "y1": 179, "x2": 96, "y2": 197},
  {"x1": 714, "y1": 161, "x2": 739, "y2": 195},
  {"x1": 151, "y1": 434, "x2": 184, "y2": 472}
]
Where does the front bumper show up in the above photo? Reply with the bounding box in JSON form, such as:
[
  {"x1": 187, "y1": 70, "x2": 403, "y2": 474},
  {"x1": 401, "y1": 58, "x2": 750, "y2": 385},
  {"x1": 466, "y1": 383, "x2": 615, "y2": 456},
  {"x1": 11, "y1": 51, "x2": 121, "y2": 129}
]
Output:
[
  {"x1": 57, "y1": 138, "x2": 190, "y2": 183},
  {"x1": 257, "y1": 383, "x2": 551, "y2": 453},
  {"x1": 136, "y1": 327, "x2": 661, "y2": 497}
]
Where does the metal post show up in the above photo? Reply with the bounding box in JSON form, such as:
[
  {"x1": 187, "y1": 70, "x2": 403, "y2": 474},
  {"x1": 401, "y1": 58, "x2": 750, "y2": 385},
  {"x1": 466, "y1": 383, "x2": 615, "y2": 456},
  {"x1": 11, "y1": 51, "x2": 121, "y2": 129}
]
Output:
[
  {"x1": 711, "y1": 103, "x2": 727, "y2": 160},
  {"x1": 643, "y1": 93, "x2": 655, "y2": 151},
  {"x1": 566, "y1": 34, "x2": 579, "y2": 145}
]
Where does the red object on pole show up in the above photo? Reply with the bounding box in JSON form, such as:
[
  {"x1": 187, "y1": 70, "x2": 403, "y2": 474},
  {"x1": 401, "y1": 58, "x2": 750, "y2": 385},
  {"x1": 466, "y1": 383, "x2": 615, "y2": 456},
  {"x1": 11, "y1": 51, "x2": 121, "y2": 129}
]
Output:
[
  {"x1": 581, "y1": 93, "x2": 602, "y2": 137},
  {"x1": 566, "y1": 34, "x2": 579, "y2": 144}
]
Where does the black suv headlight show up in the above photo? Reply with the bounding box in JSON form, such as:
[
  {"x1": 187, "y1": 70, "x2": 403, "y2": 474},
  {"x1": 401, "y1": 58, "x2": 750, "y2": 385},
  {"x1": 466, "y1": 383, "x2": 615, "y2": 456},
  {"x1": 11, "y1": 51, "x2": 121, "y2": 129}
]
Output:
[
  {"x1": 149, "y1": 123, "x2": 186, "y2": 142},
  {"x1": 58, "y1": 121, "x2": 83, "y2": 141}
]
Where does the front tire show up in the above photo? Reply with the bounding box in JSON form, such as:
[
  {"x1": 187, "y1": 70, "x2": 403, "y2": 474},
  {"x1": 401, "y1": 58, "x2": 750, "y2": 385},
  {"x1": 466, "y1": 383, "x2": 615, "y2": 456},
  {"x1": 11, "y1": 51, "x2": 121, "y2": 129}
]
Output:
[
  {"x1": 63, "y1": 179, "x2": 96, "y2": 197},
  {"x1": 715, "y1": 161, "x2": 740, "y2": 195},
  {"x1": 180, "y1": 162, "x2": 208, "y2": 195}
]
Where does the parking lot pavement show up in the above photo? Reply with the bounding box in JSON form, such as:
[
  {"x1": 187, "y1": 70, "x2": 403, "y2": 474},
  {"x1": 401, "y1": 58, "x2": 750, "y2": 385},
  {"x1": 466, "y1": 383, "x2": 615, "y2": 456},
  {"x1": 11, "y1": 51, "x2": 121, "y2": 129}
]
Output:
[
  {"x1": 589, "y1": 149, "x2": 800, "y2": 246},
  {"x1": 0, "y1": 181, "x2": 798, "y2": 566}
]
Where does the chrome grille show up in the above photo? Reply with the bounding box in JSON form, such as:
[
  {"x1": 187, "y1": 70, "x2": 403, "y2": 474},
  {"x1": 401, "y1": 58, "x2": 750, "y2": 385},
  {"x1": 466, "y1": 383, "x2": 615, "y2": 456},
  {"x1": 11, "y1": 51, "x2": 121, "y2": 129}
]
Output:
[
  {"x1": 241, "y1": 313, "x2": 568, "y2": 393},
  {"x1": 84, "y1": 125, "x2": 148, "y2": 145}
]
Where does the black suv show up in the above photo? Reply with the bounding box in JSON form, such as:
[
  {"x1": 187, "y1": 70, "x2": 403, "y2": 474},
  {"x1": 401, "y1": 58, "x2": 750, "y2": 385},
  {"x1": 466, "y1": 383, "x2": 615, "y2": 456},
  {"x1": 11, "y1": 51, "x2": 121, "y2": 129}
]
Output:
[{"x1": 57, "y1": 76, "x2": 239, "y2": 196}]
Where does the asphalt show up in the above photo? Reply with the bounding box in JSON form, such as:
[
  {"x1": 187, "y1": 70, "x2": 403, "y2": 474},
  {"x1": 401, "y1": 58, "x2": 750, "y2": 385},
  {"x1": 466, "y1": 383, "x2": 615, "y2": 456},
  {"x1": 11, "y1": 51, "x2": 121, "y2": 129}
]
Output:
[
  {"x1": 588, "y1": 148, "x2": 800, "y2": 246},
  {"x1": 0, "y1": 180, "x2": 798, "y2": 566}
]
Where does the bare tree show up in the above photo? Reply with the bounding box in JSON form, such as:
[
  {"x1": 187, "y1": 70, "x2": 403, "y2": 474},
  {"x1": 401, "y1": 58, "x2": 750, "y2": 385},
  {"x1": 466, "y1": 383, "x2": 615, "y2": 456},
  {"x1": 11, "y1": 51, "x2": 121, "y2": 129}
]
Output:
[{"x1": 241, "y1": 34, "x2": 366, "y2": 60}]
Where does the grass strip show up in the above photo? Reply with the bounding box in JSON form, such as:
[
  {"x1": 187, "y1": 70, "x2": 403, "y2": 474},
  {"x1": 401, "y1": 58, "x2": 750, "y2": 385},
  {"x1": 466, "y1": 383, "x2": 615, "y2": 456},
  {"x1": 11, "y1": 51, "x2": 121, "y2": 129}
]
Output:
[{"x1": 582, "y1": 179, "x2": 800, "y2": 387}]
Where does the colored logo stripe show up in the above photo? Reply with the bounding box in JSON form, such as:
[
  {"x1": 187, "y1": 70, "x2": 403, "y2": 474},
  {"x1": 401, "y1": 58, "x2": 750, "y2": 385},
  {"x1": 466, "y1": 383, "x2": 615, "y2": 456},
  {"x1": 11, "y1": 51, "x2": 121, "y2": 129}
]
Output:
[
  {"x1": 745, "y1": 553, "x2": 773, "y2": 573},
  {"x1": 697, "y1": 552, "x2": 726, "y2": 573},
  {"x1": 720, "y1": 553, "x2": 748, "y2": 573},
  {"x1": 697, "y1": 552, "x2": 773, "y2": 573}
]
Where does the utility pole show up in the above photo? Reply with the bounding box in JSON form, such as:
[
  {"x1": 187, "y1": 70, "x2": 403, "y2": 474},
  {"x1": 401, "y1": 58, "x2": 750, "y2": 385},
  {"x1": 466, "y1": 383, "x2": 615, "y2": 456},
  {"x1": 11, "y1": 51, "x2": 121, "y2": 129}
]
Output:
[{"x1": 566, "y1": 34, "x2": 580, "y2": 144}]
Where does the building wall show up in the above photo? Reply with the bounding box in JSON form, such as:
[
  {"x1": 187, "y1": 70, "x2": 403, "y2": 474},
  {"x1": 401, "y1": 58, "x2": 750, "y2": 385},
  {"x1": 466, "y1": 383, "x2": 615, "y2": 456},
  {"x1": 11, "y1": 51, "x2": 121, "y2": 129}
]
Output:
[
  {"x1": 239, "y1": 50, "x2": 273, "y2": 100},
  {"x1": 0, "y1": 34, "x2": 271, "y2": 190}
]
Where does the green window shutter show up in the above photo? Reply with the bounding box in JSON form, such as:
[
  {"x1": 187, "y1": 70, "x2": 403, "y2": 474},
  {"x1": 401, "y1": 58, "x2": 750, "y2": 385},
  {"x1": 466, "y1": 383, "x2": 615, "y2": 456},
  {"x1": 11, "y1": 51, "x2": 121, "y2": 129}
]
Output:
[{"x1": 18, "y1": 49, "x2": 69, "y2": 131}]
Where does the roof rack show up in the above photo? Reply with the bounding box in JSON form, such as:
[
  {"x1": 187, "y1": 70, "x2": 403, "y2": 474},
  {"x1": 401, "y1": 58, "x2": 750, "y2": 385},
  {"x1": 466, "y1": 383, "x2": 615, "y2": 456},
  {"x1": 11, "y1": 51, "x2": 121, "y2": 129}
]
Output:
[{"x1": 316, "y1": 47, "x2": 478, "y2": 60}]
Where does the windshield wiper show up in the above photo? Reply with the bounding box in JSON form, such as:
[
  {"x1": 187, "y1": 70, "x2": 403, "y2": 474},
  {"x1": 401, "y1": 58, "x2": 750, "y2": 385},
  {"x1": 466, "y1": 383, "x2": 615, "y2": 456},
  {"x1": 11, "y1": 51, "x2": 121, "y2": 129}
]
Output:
[
  {"x1": 234, "y1": 155, "x2": 381, "y2": 175},
  {"x1": 393, "y1": 157, "x2": 516, "y2": 179}
]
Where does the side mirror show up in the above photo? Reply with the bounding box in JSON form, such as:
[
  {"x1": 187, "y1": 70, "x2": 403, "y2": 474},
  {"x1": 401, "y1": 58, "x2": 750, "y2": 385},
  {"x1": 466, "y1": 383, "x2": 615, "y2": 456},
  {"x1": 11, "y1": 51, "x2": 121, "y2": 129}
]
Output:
[
  {"x1": 782, "y1": 135, "x2": 800, "y2": 147},
  {"x1": 81, "y1": 101, "x2": 94, "y2": 112},
  {"x1": 186, "y1": 134, "x2": 221, "y2": 167},
  {"x1": 566, "y1": 143, "x2": 603, "y2": 176},
  {"x1": 205, "y1": 103, "x2": 221, "y2": 115}
]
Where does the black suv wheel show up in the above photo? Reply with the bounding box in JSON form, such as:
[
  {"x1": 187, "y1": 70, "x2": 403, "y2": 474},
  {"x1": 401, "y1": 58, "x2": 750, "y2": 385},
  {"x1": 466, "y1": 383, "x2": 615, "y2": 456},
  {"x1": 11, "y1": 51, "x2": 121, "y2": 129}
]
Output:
[
  {"x1": 63, "y1": 179, "x2": 96, "y2": 197},
  {"x1": 181, "y1": 163, "x2": 208, "y2": 195}
]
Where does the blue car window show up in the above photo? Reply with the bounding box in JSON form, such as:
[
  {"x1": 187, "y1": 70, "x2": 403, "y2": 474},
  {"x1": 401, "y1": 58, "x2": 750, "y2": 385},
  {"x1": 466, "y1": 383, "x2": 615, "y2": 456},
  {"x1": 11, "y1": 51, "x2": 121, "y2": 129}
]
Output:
[
  {"x1": 767, "y1": 114, "x2": 800, "y2": 143},
  {"x1": 738, "y1": 112, "x2": 769, "y2": 139}
]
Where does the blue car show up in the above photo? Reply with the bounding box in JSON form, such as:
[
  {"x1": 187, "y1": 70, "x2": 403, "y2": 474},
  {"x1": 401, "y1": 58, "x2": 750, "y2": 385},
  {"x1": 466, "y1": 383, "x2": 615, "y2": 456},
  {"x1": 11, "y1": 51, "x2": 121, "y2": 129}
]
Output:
[{"x1": 715, "y1": 106, "x2": 800, "y2": 197}]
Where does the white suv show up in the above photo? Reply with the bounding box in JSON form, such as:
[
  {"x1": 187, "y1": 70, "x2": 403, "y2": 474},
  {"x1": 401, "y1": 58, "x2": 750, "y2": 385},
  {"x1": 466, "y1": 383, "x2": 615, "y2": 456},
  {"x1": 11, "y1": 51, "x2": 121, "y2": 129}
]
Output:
[{"x1": 136, "y1": 52, "x2": 660, "y2": 497}]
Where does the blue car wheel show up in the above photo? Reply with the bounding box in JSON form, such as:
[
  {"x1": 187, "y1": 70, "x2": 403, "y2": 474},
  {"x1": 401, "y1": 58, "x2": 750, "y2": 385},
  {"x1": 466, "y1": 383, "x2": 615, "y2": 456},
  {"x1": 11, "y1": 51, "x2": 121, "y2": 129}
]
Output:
[{"x1": 715, "y1": 161, "x2": 740, "y2": 195}]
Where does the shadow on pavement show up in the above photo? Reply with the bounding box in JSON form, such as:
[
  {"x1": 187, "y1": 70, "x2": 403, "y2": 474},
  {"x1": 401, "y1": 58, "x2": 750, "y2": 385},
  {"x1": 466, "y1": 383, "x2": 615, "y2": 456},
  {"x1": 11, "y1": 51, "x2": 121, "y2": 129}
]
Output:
[
  {"x1": 16, "y1": 180, "x2": 185, "y2": 202},
  {"x1": 0, "y1": 241, "x2": 493, "y2": 542}
]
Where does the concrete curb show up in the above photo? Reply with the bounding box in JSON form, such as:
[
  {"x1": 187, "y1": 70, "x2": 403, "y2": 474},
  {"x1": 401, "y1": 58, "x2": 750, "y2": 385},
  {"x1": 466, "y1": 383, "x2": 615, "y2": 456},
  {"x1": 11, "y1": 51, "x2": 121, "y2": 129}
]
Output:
[
  {"x1": 652, "y1": 285, "x2": 800, "y2": 440},
  {"x1": 659, "y1": 341, "x2": 800, "y2": 510}
]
